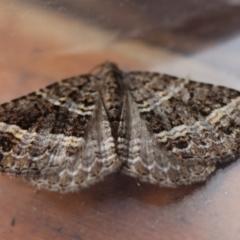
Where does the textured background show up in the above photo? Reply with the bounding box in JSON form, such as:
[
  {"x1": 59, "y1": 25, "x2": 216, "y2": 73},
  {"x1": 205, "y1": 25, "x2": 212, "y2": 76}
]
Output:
[{"x1": 0, "y1": 1, "x2": 240, "y2": 240}]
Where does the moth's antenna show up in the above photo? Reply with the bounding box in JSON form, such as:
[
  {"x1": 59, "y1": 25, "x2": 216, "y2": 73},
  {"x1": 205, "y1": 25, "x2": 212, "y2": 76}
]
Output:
[{"x1": 89, "y1": 62, "x2": 105, "y2": 74}]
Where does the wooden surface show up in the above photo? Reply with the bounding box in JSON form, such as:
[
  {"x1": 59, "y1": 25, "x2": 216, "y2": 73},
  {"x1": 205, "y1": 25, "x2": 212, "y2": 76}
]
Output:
[{"x1": 0, "y1": 1, "x2": 240, "y2": 240}]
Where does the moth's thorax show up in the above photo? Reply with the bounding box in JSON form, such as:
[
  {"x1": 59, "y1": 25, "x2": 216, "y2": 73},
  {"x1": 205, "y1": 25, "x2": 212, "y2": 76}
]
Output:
[{"x1": 97, "y1": 63, "x2": 125, "y2": 139}]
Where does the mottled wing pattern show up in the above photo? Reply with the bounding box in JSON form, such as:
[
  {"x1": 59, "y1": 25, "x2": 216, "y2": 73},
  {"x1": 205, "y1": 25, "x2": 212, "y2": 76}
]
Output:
[
  {"x1": 120, "y1": 71, "x2": 240, "y2": 187},
  {"x1": 0, "y1": 75, "x2": 119, "y2": 192},
  {"x1": 1, "y1": 62, "x2": 240, "y2": 192}
]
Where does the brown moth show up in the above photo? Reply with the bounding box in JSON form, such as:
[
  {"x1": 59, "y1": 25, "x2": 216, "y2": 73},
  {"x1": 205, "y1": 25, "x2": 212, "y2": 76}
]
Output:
[{"x1": 0, "y1": 62, "x2": 239, "y2": 192}]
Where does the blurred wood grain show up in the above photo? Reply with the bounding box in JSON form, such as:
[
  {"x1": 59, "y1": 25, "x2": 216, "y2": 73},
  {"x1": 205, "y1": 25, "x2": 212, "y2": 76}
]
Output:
[
  {"x1": 0, "y1": 1, "x2": 240, "y2": 240},
  {"x1": 27, "y1": 0, "x2": 240, "y2": 53}
]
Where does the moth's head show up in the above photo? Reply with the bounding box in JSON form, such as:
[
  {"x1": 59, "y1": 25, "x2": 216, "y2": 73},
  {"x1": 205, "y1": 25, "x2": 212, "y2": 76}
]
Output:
[{"x1": 90, "y1": 61, "x2": 122, "y2": 77}]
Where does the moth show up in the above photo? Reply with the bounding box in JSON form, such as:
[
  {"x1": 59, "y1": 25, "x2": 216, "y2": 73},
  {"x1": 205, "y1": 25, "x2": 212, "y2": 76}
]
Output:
[{"x1": 0, "y1": 62, "x2": 239, "y2": 192}]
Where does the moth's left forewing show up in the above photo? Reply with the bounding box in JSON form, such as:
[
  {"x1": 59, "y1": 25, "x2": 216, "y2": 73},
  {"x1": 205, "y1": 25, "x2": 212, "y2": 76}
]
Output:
[
  {"x1": 0, "y1": 75, "x2": 119, "y2": 192},
  {"x1": 119, "y1": 71, "x2": 240, "y2": 186}
]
